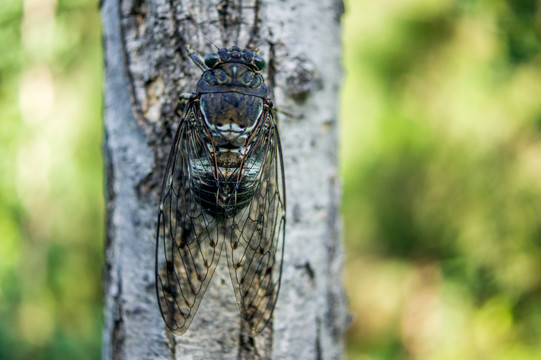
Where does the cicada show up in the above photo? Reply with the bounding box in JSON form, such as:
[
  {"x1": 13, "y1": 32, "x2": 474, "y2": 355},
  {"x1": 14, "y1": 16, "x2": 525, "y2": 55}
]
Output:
[{"x1": 155, "y1": 46, "x2": 286, "y2": 335}]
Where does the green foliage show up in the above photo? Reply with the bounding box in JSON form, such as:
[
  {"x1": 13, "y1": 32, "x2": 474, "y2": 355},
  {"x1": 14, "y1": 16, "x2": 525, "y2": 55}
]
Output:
[
  {"x1": 342, "y1": 0, "x2": 541, "y2": 358},
  {"x1": 0, "y1": 0, "x2": 103, "y2": 358}
]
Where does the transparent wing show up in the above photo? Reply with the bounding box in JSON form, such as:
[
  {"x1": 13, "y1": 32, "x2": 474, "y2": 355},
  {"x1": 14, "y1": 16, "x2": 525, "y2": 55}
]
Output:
[
  {"x1": 155, "y1": 105, "x2": 223, "y2": 335},
  {"x1": 225, "y1": 107, "x2": 286, "y2": 334}
]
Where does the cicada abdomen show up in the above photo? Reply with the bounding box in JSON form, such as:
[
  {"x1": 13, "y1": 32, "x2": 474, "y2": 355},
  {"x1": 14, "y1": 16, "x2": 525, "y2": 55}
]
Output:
[{"x1": 156, "y1": 46, "x2": 286, "y2": 335}]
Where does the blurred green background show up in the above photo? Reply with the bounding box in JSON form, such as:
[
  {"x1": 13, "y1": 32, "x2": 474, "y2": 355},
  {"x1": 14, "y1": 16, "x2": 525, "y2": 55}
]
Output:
[
  {"x1": 342, "y1": 0, "x2": 541, "y2": 359},
  {"x1": 0, "y1": 0, "x2": 103, "y2": 358},
  {"x1": 1, "y1": 0, "x2": 541, "y2": 359}
]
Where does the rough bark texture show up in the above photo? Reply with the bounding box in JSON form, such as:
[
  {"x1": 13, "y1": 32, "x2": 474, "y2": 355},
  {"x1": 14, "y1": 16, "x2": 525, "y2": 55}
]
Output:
[{"x1": 101, "y1": 0, "x2": 346, "y2": 358}]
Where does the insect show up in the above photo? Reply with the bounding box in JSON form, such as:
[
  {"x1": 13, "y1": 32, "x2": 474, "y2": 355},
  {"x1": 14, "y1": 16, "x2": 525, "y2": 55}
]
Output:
[{"x1": 155, "y1": 45, "x2": 286, "y2": 335}]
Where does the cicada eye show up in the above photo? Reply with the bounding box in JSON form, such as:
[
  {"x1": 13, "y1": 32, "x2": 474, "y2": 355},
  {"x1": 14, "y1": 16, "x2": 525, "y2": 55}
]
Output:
[
  {"x1": 204, "y1": 53, "x2": 220, "y2": 68},
  {"x1": 253, "y1": 55, "x2": 266, "y2": 70}
]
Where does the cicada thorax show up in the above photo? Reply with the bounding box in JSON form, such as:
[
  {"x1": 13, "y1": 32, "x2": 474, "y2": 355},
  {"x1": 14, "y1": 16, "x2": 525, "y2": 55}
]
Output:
[{"x1": 188, "y1": 60, "x2": 272, "y2": 220}]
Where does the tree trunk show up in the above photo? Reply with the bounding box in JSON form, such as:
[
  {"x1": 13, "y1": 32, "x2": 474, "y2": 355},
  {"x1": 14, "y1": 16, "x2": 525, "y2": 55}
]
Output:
[{"x1": 101, "y1": 0, "x2": 346, "y2": 358}]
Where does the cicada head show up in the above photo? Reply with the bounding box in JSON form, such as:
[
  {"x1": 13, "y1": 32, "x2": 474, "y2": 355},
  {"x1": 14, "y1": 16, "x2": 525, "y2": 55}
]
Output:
[{"x1": 204, "y1": 46, "x2": 266, "y2": 72}]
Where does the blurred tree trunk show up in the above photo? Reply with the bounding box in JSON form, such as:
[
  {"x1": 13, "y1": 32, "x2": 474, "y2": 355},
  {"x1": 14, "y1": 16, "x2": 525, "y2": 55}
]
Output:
[{"x1": 101, "y1": 0, "x2": 346, "y2": 358}]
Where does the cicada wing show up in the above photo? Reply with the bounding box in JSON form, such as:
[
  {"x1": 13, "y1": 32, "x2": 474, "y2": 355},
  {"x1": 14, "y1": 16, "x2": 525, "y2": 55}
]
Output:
[
  {"x1": 156, "y1": 107, "x2": 223, "y2": 335},
  {"x1": 225, "y1": 109, "x2": 286, "y2": 334}
]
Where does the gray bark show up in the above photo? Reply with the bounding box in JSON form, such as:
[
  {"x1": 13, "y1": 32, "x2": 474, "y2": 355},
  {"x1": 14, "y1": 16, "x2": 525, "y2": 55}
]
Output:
[{"x1": 101, "y1": 0, "x2": 346, "y2": 359}]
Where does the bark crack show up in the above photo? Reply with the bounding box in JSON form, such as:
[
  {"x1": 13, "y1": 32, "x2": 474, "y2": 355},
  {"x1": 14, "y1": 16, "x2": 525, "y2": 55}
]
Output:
[
  {"x1": 118, "y1": 0, "x2": 146, "y2": 127},
  {"x1": 315, "y1": 319, "x2": 322, "y2": 360},
  {"x1": 237, "y1": 331, "x2": 255, "y2": 360},
  {"x1": 165, "y1": 328, "x2": 177, "y2": 359},
  {"x1": 217, "y1": 0, "x2": 231, "y2": 28},
  {"x1": 267, "y1": 39, "x2": 277, "y2": 99},
  {"x1": 168, "y1": 0, "x2": 190, "y2": 58},
  {"x1": 247, "y1": 0, "x2": 262, "y2": 48},
  {"x1": 238, "y1": 331, "x2": 264, "y2": 360},
  {"x1": 111, "y1": 277, "x2": 125, "y2": 360}
]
